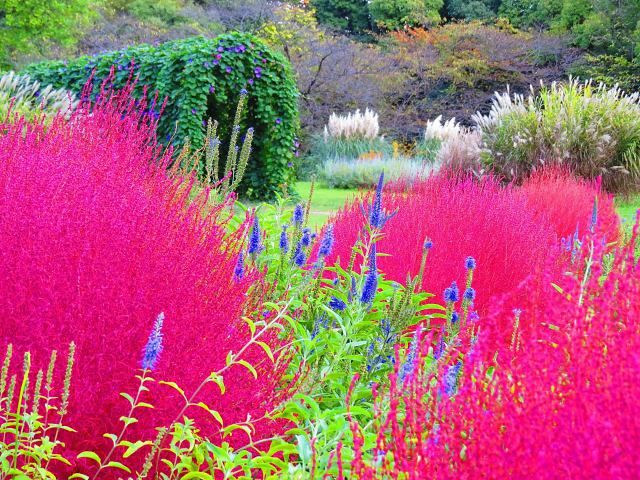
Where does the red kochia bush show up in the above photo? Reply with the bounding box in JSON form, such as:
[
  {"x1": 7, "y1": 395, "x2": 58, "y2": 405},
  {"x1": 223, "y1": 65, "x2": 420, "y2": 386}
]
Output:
[
  {"x1": 348, "y1": 220, "x2": 640, "y2": 479},
  {"x1": 521, "y1": 167, "x2": 621, "y2": 244},
  {"x1": 0, "y1": 87, "x2": 284, "y2": 469},
  {"x1": 326, "y1": 175, "x2": 559, "y2": 313}
]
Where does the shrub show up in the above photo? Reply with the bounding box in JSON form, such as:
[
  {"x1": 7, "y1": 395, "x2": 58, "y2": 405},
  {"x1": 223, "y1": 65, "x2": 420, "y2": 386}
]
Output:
[
  {"x1": 423, "y1": 115, "x2": 482, "y2": 171},
  {"x1": 0, "y1": 71, "x2": 77, "y2": 121},
  {"x1": 324, "y1": 108, "x2": 381, "y2": 141},
  {"x1": 521, "y1": 168, "x2": 621, "y2": 243},
  {"x1": 0, "y1": 86, "x2": 287, "y2": 474},
  {"x1": 325, "y1": 174, "x2": 560, "y2": 313},
  {"x1": 319, "y1": 157, "x2": 436, "y2": 189},
  {"x1": 345, "y1": 220, "x2": 640, "y2": 477},
  {"x1": 22, "y1": 32, "x2": 299, "y2": 199},
  {"x1": 300, "y1": 108, "x2": 395, "y2": 179},
  {"x1": 473, "y1": 80, "x2": 640, "y2": 192},
  {"x1": 570, "y1": 54, "x2": 640, "y2": 94}
]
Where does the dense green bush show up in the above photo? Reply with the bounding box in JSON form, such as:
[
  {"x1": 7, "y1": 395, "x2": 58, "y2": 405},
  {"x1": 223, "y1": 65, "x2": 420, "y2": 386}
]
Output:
[{"x1": 23, "y1": 32, "x2": 299, "y2": 199}]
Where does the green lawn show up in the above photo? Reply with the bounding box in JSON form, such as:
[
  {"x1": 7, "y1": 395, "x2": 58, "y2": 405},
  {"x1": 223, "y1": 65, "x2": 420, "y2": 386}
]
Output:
[
  {"x1": 295, "y1": 181, "x2": 359, "y2": 228},
  {"x1": 616, "y1": 196, "x2": 640, "y2": 226},
  {"x1": 294, "y1": 185, "x2": 640, "y2": 230}
]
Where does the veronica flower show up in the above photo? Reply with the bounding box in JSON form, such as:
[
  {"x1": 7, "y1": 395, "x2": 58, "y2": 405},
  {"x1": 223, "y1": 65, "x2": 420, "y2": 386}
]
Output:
[
  {"x1": 329, "y1": 296, "x2": 346, "y2": 311},
  {"x1": 590, "y1": 196, "x2": 598, "y2": 233},
  {"x1": 247, "y1": 216, "x2": 261, "y2": 255},
  {"x1": 301, "y1": 228, "x2": 312, "y2": 248},
  {"x1": 434, "y1": 327, "x2": 445, "y2": 360},
  {"x1": 399, "y1": 327, "x2": 421, "y2": 383},
  {"x1": 348, "y1": 275, "x2": 356, "y2": 303},
  {"x1": 279, "y1": 225, "x2": 289, "y2": 253},
  {"x1": 443, "y1": 281, "x2": 459, "y2": 303},
  {"x1": 464, "y1": 287, "x2": 476, "y2": 302},
  {"x1": 361, "y1": 173, "x2": 396, "y2": 229},
  {"x1": 465, "y1": 256, "x2": 476, "y2": 270},
  {"x1": 444, "y1": 362, "x2": 462, "y2": 396},
  {"x1": 141, "y1": 313, "x2": 164, "y2": 371},
  {"x1": 292, "y1": 241, "x2": 306, "y2": 267},
  {"x1": 318, "y1": 224, "x2": 334, "y2": 258},
  {"x1": 369, "y1": 173, "x2": 384, "y2": 229},
  {"x1": 234, "y1": 252, "x2": 245, "y2": 280},
  {"x1": 424, "y1": 239, "x2": 433, "y2": 250},
  {"x1": 293, "y1": 204, "x2": 304, "y2": 227},
  {"x1": 368, "y1": 243, "x2": 378, "y2": 272},
  {"x1": 360, "y1": 247, "x2": 378, "y2": 305}
]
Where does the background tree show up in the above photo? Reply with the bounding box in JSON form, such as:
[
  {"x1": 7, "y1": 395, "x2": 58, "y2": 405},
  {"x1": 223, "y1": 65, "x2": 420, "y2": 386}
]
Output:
[
  {"x1": 0, "y1": 0, "x2": 95, "y2": 67},
  {"x1": 445, "y1": 0, "x2": 500, "y2": 20},
  {"x1": 369, "y1": 0, "x2": 443, "y2": 30},
  {"x1": 309, "y1": 0, "x2": 371, "y2": 34}
]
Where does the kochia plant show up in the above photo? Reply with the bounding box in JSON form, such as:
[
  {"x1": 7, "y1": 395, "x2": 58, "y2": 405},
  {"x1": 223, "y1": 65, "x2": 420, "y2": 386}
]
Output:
[
  {"x1": 326, "y1": 174, "x2": 560, "y2": 313},
  {"x1": 0, "y1": 84, "x2": 287, "y2": 474}
]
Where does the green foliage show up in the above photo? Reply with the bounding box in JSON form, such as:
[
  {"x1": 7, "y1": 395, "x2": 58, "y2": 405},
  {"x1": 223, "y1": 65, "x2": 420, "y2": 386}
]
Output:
[
  {"x1": 369, "y1": 0, "x2": 443, "y2": 30},
  {"x1": 126, "y1": 0, "x2": 187, "y2": 25},
  {"x1": 0, "y1": 0, "x2": 95, "y2": 68},
  {"x1": 0, "y1": 342, "x2": 76, "y2": 477},
  {"x1": 571, "y1": 54, "x2": 640, "y2": 95},
  {"x1": 446, "y1": 0, "x2": 500, "y2": 20},
  {"x1": 309, "y1": 0, "x2": 372, "y2": 34},
  {"x1": 497, "y1": 0, "x2": 562, "y2": 29},
  {"x1": 22, "y1": 33, "x2": 299, "y2": 199}
]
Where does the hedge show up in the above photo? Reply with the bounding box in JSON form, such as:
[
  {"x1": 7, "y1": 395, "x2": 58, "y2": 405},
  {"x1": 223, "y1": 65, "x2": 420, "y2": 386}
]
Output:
[{"x1": 23, "y1": 32, "x2": 300, "y2": 199}]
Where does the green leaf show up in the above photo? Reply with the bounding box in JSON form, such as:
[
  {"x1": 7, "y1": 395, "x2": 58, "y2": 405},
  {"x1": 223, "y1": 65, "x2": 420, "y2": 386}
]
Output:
[
  {"x1": 119, "y1": 392, "x2": 135, "y2": 407},
  {"x1": 208, "y1": 372, "x2": 226, "y2": 395},
  {"x1": 104, "y1": 461, "x2": 131, "y2": 472},
  {"x1": 119, "y1": 416, "x2": 138, "y2": 427},
  {"x1": 121, "y1": 440, "x2": 153, "y2": 458},
  {"x1": 236, "y1": 359, "x2": 258, "y2": 379},
  {"x1": 159, "y1": 381, "x2": 187, "y2": 400},
  {"x1": 255, "y1": 341, "x2": 275, "y2": 363},
  {"x1": 102, "y1": 433, "x2": 118, "y2": 446},
  {"x1": 181, "y1": 472, "x2": 212, "y2": 479},
  {"x1": 195, "y1": 402, "x2": 224, "y2": 426},
  {"x1": 77, "y1": 451, "x2": 101, "y2": 465}
]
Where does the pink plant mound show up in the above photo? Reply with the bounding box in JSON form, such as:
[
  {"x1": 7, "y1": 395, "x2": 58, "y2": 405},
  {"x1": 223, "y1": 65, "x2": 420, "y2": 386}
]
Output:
[
  {"x1": 0, "y1": 86, "x2": 286, "y2": 472},
  {"x1": 326, "y1": 175, "x2": 559, "y2": 313},
  {"x1": 521, "y1": 167, "x2": 621, "y2": 245},
  {"x1": 347, "y1": 220, "x2": 640, "y2": 479}
]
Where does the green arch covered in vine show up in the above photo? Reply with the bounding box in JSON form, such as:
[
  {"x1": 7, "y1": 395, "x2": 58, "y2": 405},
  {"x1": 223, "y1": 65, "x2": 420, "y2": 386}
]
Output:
[{"x1": 24, "y1": 32, "x2": 300, "y2": 199}]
